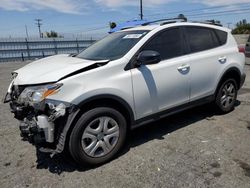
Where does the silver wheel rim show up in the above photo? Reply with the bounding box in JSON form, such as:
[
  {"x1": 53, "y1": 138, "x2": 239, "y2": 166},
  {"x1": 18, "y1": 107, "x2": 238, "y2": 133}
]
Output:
[
  {"x1": 81, "y1": 116, "x2": 120, "y2": 158},
  {"x1": 220, "y1": 82, "x2": 236, "y2": 108}
]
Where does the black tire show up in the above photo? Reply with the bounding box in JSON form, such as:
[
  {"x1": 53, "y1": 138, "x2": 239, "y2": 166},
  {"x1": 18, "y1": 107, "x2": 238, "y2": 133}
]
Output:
[
  {"x1": 69, "y1": 107, "x2": 127, "y2": 166},
  {"x1": 215, "y1": 78, "x2": 238, "y2": 113}
]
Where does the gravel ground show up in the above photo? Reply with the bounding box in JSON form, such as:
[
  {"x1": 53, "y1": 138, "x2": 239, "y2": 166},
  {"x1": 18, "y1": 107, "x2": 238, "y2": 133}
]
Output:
[
  {"x1": 0, "y1": 61, "x2": 250, "y2": 188},
  {"x1": 245, "y1": 57, "x2": 250, "y2": 65},
  {"x1": 246, "y1": 58, "x2": 250, "y2": 65}
]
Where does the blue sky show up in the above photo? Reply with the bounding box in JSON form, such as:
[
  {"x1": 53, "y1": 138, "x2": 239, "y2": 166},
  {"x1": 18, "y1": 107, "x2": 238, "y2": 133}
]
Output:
[{"x1": 0, "y1": 0, "x2": 250, "y2": 38}]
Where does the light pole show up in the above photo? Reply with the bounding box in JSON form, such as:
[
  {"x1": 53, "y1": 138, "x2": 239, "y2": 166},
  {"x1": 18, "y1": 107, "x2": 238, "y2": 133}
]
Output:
[
  {"x1": 25, "y1": 25, "x2": 29, "y2": 38},
  {"x1": 35, "y1": 19, "x2": 42, "y2": 38},
  {"x1": 139, "y1": 0, "x2": 143, "y2": 20},
  {"x1": 227, "y1": 22, "x2": 232, "y2": 29}
]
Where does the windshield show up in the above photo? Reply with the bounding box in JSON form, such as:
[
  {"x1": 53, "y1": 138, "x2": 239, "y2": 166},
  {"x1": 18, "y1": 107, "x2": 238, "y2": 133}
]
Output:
[{"x1": 77, "y1": 30, "x2": 149, "y2": 61}]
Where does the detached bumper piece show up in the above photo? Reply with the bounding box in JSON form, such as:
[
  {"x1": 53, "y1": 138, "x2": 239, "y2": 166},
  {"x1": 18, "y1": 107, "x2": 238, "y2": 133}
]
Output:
[{"x1": 19, "y1": 115, "x2": 54, "y2": 144}]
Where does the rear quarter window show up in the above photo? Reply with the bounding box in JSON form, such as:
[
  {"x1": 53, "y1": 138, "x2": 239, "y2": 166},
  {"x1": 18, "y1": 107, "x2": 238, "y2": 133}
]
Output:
[
  {"x1": 185, "y1": 26, "x2": 227, "y2": 53},
  {"x1": 214, "y1": 29, "x2": 228, "y2": 45},
  {"x1": 185, "y1": 27, "x2": 217, "y2": 53}
]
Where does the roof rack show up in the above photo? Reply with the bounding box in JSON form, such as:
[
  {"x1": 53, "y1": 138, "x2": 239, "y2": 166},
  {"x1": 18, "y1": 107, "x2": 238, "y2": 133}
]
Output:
[
  {"x1": 142, "y1": 17, "x2": 187, "y2": 26},
  {"x1": 110, "y1": 18, "x2": 223, "y2": 33},
  {"x1": 141, "y1": 18, "x2": 223, "y2": 27},
  {"x1": 191, "y1": 20, "x2": 223, "y2": 27}
]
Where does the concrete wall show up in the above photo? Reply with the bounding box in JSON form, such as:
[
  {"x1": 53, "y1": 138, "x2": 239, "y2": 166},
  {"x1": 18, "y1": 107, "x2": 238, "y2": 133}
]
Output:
[
  {"x1": 233, "y1": 34, "x2": 250, "y2": 65},
  {"x1": 233, "y1": 34, "x2": 249, "y2": 45}
]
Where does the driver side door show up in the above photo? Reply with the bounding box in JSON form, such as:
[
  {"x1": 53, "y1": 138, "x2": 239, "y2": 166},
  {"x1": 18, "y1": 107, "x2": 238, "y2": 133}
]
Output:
[{"x1": 131, "y1": 27, "x2": 191, "y2": 120}]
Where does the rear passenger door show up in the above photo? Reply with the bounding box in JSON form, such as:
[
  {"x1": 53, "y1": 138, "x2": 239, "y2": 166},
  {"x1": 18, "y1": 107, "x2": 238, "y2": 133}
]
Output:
[{"x1": 184, "y1": 26, "x2": 228, "y2": 101}]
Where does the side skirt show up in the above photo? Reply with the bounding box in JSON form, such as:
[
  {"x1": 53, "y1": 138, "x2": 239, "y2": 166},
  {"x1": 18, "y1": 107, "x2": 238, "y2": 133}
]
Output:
[{"x1": 131, "y1": 95, "x2": 214, "y2": 129}]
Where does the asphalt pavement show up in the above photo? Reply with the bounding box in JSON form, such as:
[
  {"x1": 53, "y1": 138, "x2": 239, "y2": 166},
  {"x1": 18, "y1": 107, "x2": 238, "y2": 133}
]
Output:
[{"x1": 0, "y1": 61, "x2": 250, "y2": 188}]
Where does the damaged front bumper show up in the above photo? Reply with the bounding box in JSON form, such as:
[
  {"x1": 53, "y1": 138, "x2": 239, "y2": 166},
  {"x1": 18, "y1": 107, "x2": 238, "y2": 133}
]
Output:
[
  {"x1": 19, "y1": 115, "x2": 54, "y2": 144},
  {"x1": 15, "y1": 101, "x2": 67, "y2": 144}
]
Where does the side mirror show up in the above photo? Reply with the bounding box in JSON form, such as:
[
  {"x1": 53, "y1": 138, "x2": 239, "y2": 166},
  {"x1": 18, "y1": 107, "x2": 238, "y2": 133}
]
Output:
[{"x1": 136, "y1": 50, "x2": 161, "y2": 66}]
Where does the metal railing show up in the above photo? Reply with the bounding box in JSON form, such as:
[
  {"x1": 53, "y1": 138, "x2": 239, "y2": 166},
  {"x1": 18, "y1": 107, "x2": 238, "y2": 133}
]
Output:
[{"x1": 0, "y1": 38, "x2": 96, "y2": 62}]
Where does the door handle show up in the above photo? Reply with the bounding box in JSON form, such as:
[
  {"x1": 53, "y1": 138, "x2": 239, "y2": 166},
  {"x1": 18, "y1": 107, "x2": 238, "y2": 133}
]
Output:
[
  {"x1": 177, "y1": 64, "x2": 190, "y2": 72},
  {"x1": 218, "y1": 56, "x2": 227, "y2": 64}
]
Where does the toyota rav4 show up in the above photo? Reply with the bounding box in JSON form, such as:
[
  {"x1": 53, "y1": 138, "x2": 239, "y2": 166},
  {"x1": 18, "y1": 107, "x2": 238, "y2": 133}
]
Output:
[{"x1": 3, "y1": 21, "x2": 246, "y2": 166}]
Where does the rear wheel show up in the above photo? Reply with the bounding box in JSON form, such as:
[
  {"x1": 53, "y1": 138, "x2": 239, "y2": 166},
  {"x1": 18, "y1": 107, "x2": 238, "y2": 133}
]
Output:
[
  {"x1": 69, "y1": 107, "x2": 127, "y2": 166},
  {"x1": 215, "y1": 78, "x2": 237, "y2": 113}
]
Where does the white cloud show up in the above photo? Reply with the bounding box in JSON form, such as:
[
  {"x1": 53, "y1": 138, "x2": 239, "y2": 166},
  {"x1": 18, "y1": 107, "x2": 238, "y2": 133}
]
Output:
[
  {"x1": 95, "y1": 0, "x2": 174, "y2": 7},
  {"x1": 94, "y1": 0, "x2": 250, "y2": 9},
  {"x1": 0, "y1": 0, "x2": 87, "y2": 14},
  {"x1": 0, "y1": 0, "x2": 249, "y2": 14},
  {"x1": 0, "y1": 0, "x2": 176, "y2": 14},
  {"x1": 192, "y1": 0, "x2": 250, "y2": 6}
]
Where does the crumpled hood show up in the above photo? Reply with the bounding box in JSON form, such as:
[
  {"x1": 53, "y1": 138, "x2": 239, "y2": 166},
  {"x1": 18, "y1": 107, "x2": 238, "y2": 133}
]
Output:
[{"x1": 13, "y1": 54, "x2": 107, "y2": 85}]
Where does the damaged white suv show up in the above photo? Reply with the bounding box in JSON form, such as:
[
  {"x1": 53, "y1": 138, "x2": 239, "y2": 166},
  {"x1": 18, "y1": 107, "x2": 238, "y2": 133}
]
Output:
[{"x1": 4, "y1": 21, "x2": 246, "y2": 166}]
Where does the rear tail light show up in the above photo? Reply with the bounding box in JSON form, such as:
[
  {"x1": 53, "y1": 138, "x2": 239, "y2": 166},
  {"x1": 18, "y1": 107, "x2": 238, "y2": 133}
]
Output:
[{"x1": 238, "y1": 45, "x2": 245, "y2": 54}]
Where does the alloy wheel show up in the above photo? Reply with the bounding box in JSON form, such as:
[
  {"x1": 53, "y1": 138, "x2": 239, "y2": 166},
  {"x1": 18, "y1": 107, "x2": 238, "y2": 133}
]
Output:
[{"x1": 220, "y1": 82, "x2": 236, "y2": 108}]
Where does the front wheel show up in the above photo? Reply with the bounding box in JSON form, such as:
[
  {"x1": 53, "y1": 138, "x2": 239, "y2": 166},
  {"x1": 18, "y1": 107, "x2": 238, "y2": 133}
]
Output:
[
  {"x1": 69, "y1": 107, "x2": 127, "y2": 166},
  {"x1": 215, "y1": 78, "x2": 238, "y2": 113}
]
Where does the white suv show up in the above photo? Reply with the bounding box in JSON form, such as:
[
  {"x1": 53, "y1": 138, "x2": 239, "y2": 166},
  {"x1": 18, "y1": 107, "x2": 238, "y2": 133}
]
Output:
[{"x1": 4, "y1": 21, "x2": 246, "y2": 166}]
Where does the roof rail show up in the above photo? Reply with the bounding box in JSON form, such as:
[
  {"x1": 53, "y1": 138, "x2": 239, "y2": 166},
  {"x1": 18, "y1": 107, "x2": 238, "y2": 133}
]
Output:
[
  {"x1": 191, "y1": 20, "x2": 223, "y2": 27},
  {"x1": 142, "y1": 17, "x2": 187, "y2": 26}
]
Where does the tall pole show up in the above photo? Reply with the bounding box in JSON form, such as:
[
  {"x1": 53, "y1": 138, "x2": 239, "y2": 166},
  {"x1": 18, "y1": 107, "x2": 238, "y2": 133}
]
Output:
[
  {"x1": 25, "y1": 25, "x2": 29, "y2": 38},
  {"x1": 227, "y1": 22, "x2": 232, "y2": 29},
  {"x1": 35, "y1": 19, "x2": 42, "y2": 38},
  {"x1": 140, "y1": 0, "x2": 143, "y2": 20}
]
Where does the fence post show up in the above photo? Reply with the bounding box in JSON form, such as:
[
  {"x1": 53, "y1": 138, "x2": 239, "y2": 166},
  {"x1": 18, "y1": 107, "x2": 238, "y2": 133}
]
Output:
[
  {"x1": 21, "y1": 52, "x2": 24, "y2": 61},
  {"x1": 76, "y1": 38, "x2": 79, "y2": 53},
  {"x1": 25, "y1": 38, "x2": 30, "y2": 60},
  {"x1": 53, "y1": 39, "x2": 58, "y2": 54}
]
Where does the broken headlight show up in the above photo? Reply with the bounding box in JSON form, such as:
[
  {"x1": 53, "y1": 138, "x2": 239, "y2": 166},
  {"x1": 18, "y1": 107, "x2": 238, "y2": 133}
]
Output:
[{"x1": 18, "y1": 83, "x2": 63, "y2": 106}]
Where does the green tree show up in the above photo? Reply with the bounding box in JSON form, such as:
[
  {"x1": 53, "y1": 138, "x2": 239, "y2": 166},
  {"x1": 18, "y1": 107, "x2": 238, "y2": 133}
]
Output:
[
  {"x1": 46, "y1": 30, "x2": 59, "y2": 38},
  {"x1": 232, "y1": 19, "x2": 250, "y2": 34}
]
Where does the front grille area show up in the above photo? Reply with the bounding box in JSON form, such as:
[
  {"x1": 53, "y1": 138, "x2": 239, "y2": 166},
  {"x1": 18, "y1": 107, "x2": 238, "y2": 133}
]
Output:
[{"x1": 11, "y1": 85, "x2": 25, "y2": 101}]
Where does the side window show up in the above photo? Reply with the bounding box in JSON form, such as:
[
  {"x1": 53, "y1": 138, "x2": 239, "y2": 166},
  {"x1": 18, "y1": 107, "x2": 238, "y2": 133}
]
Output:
[
  {"x1": 214, "y1": 29, "x2": 228, "y2": 45},
  {"x1": 185, "y1": 27, "x2": 219, "y2": 53},
  {"x1": 210, "y1": 30, "x2": 221, "y2": 47},
  {"x1": 142, "y1": 28, "x2": 184, "y2": 60}
]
